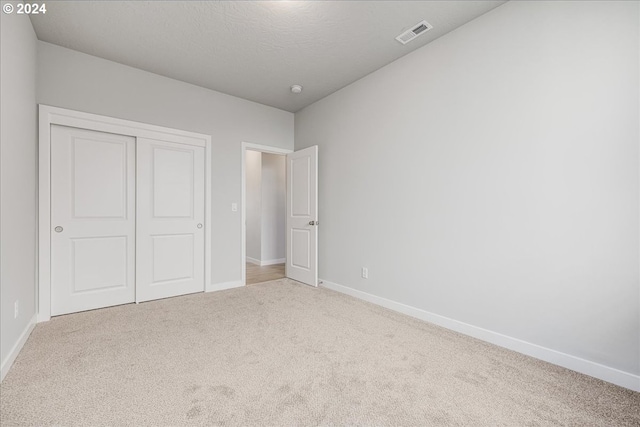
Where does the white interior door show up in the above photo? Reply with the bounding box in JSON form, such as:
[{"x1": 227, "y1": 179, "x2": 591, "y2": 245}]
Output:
[
  {"x1": 50, "y1": 125, "x2": 136, "y2": 316},
  {"x1": 286, "y1": 146, "x2": 318, "y2": 286},
  {"x1": 136, "y1": 138, "x2": 205, "y2": 302}
]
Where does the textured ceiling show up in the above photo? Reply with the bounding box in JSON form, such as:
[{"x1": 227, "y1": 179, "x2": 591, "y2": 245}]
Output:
[{"x1": 30, "y1": 1, "x2": 506, "y2": 112}]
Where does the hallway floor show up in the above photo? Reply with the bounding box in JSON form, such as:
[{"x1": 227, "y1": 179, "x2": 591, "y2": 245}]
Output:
[{"x1": 246, "y1": 262, "x2": 285, "y2": 285}]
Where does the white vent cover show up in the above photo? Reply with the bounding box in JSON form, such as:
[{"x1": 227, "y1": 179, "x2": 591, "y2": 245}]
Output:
[{"x1": 395, "y1": 20, "x2": 433, "y2": 45}]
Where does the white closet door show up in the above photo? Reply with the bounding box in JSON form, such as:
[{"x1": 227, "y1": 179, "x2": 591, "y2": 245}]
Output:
[
  {"x1": 136, "y1": 138, "x2": 205, "y2": 302},
  {"x1": 50, "y1": 125, "x2": 136, "y2": 316}
]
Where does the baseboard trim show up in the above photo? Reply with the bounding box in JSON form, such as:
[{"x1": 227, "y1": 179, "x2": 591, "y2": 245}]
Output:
[
  {"x1": 1, "y1": 314, "x2": 37, "y2": 382},
  {"x1": 260, "y1": 258, "x2": 285, "y2": 266},
  {"x1": 320, "y1": 279, "x2": 640, "y2": 392},
  {"x1": 246, "y1": 257, "x2": 286, "y2": 267},
  {"x1": 206, "y1": 280, "x2": 244, "y2": 293}
]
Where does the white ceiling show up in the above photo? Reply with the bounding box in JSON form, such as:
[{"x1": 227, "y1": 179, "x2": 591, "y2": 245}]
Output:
[{"x1": 30, "y1": 1, "x2": 506, "y2": 112}]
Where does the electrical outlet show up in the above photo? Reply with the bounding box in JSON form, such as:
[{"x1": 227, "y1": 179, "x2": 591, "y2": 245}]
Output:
[
  {"x1": 361, "y1": 267, "x2": 369, "y2": 279},
  {"x1": 14, "y1": 301, "x2": 19, "y2": 319}
]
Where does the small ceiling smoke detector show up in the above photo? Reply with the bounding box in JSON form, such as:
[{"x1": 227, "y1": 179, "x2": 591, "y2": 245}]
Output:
[
  {"x1": 290, "y1": 84, "x2": 303, "y2": 94},
  {"x1": 395, "y1": 20, "x2": 433, "y2": 45}
]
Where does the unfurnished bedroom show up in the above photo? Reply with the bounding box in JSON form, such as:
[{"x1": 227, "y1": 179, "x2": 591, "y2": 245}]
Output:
[{"x1": 1, "y1": 1, "x2": 638, "y2": 425}]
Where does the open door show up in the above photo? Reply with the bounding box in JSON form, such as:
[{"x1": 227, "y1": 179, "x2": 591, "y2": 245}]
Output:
[{"x1": 286, "y1": 146, "x2": 318, "y2": 286}]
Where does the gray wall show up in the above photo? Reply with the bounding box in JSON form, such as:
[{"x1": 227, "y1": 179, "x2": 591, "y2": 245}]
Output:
[
  {"x1": 295, "y1": 0, "x2": 639, "y2": 376},
  {"x1": 37, "y1": 42, "x2": 294, "y2": 285},
  {"x1": 1, "y1": 11, "x2": 38, "y2": 370},
  {"x1": 245, "y1": 151, "x2": 286, "y2": 264},
  {"x1": 260, "y1": 153, "x2": 286, "y2": 262},
  {"x1": 246, "y1": 150, "x2": 262, "y2": 262}
]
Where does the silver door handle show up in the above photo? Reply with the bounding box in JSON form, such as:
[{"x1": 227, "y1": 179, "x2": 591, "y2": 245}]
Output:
[
  {"x1": 309, "y1": 221, "x2": 318, "y2": 226},
  {"x1": 54, "y1": 226, "x2": 63, "y2": 233},
  {"x1": 197, "y1": 223, "x2": 203, "y2": 229}
]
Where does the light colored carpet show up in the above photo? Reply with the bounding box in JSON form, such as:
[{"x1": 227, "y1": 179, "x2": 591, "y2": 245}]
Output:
[{"x1": 1, "y1": 279, "x2": 638, "y2": 426}]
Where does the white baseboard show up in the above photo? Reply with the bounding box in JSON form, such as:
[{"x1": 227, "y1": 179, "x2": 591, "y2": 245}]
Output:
[
  {"x1": 260, "y1": 258, "x2": 285, "y2": 266},
  {"x1": 1, "y1": 314, "x2": 36, "y2": 382},
  {"x1": 206, "y1": 280, "x2": 244, "y2": 293},
  {"x1": 246, "y1": 257, "x2": 286, "y2": 266},
  {"x1": 320, "y1": 279, "x2": 640, "y2": 392}
]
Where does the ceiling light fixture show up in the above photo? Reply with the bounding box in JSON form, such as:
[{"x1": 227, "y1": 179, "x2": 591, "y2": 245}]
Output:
[{"x1": 290, "y1": 85, "x2": 303, "y2": 94}]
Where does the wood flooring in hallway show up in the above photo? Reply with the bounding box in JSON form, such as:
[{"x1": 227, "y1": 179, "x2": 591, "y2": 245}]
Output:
[{"x1": 246, "y1": 262, "x2": 285, "y2": 285}]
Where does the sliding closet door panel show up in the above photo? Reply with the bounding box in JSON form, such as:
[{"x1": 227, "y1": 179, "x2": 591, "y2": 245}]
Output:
[
  {"x1": 50, "y1": 125, "x2": 136, "y2": 316},
  {"x1": 136, "y1": 138, "x2": 205, "y2": 302}
]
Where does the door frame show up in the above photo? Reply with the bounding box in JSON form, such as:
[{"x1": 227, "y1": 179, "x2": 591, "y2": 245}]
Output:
[
  {"x1": 38, "y1": 105, "x2": 212, "y2": 322},
  {"x1": 240, "y1": 142, "x2": 292, "y2": 285}
]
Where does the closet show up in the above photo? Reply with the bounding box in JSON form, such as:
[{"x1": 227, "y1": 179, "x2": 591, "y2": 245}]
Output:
[{"x1": 41, "y1": 107, "x2": 210, "y2": 318}]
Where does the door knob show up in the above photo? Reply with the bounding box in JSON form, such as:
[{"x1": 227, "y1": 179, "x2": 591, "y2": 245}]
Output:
[
  {"x1": 309, "y1": 221, "x2": 318, "y2": 226},
  {"x1": 54, "y1": 226, "x2": 63, "y2": 233},
  {"x1": 197, "y1": 223, "x2": 203, "y2": 229}
]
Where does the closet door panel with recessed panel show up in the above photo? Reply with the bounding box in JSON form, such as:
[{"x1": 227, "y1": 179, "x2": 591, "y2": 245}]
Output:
[
  {"x1": 135, "y1": 138, "x2": 205, "y2": 302},
  {"x1": 50, "y1": 125, "x2": 136, "y2": 316}
]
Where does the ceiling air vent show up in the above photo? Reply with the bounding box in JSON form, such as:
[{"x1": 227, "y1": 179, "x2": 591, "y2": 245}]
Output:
[{"x1": 395, "y1": 20, "x2": 433, "y2": 45}]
